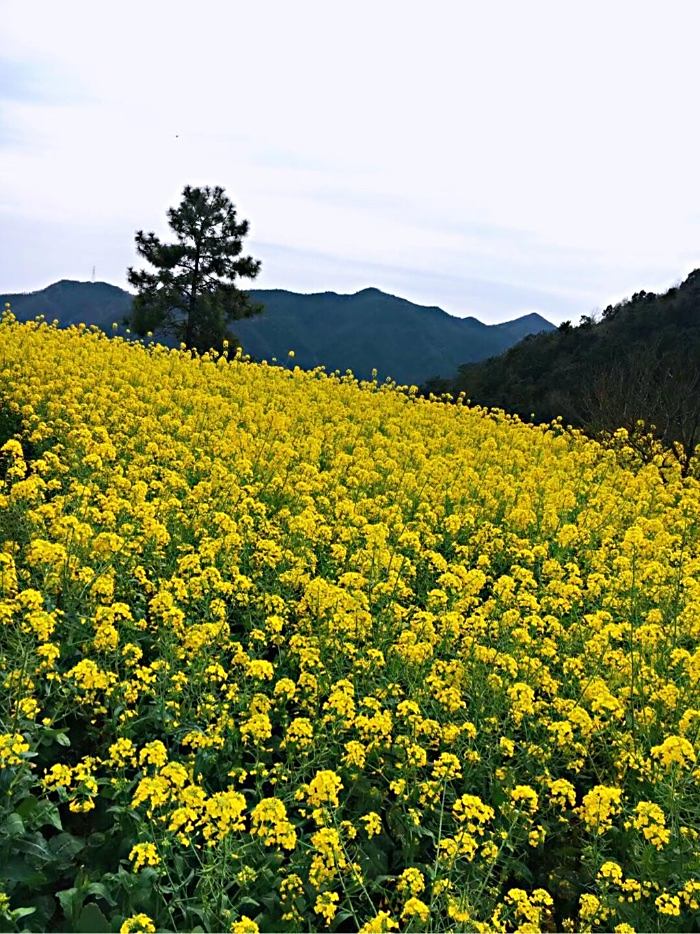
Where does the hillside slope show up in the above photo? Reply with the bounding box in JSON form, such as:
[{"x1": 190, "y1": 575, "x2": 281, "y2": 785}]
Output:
[
  {"x1": 1, "y1": 280, "x2": 554, "y2": 384},
  {"x1": 428, "y1": 269, "x2": 700, "y2": 467},
  {"x1": 0, "y1": 316, "x2": 697, "y2": 932}
]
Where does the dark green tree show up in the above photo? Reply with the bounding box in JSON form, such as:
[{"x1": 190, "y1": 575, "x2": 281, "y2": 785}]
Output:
[
  {"x1": 424, "y1": 267, "x2": 700, "y2": 475},
  {"x1": 127, "y1": 185, "x2": 262, "y2": 352}
]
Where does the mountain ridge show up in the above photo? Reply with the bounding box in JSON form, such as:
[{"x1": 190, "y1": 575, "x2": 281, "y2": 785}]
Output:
[{"x1": 1, "y1": 279, "x2": 554, "y2": 384}]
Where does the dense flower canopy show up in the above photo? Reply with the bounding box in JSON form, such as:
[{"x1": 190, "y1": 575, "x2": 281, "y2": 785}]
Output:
[{"x1": 0, "y1": 312, "x2": 698, "y2": 932}]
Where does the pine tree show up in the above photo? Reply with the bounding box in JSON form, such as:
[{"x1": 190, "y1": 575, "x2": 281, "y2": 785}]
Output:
[{"x1": 128, "y1": 185, "x2": 262, "y2": 352}]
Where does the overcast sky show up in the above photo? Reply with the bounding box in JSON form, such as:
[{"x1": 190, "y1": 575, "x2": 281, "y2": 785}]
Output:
[{"x1": 2, "y1": 1, "x2": 700, "y2": 324}]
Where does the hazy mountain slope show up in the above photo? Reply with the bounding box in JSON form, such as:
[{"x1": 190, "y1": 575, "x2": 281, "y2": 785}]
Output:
[
  {"x1": 1, "y1": 280, "x2": 554, "y2": 384},
  {"x1": 493, "y1": 312, "x2": 558, "y2": 344},
  {"x1": 2, "y1": 280, "x2": 133, "y2": 328},
  {"x1": 239, "y1": 287, "x2": 553, "y2": 383}
]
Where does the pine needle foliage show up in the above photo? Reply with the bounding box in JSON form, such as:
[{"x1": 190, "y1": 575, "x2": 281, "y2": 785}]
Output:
[{"x1": 128, "y1": 185, "x2": 262, "y2": 352}]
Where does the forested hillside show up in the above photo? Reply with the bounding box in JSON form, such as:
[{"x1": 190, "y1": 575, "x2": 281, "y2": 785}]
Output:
[{"x1": 427, "y1": 270, "x2": 700, "y2": 473}]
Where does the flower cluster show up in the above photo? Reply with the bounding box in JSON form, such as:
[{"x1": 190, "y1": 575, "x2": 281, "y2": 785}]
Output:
[{"x1": 0, "y1": 313, "x2": 698, "y2": 931}]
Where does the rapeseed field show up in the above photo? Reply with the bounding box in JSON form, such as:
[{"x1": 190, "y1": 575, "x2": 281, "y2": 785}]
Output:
[{"x1": 0, "y1": 312, "x2": 698, "y2": 933}]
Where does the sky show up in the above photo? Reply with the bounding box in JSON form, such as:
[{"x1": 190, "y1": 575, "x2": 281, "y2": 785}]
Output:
[{"x1": 2, "y1": 0, "x2": 700, "y2": 325}]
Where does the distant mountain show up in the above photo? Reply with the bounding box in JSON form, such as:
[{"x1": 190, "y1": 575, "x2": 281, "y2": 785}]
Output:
[
  {"x1": 239, "y1": 288, "x2": 553, "y2": 384},
  {"x1": 1, "y1": 280, "x2": 133, "y2": 329},
  {"x1": 493, "y1": 312, "x2": 558, "y2": 344},
  {"x1": 0, "y1": 280, "x2": 554, "y2": 385}
]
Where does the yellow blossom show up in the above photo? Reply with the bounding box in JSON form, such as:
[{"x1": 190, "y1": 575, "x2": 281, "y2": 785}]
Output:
[
  {"x1": 129, "y1": 842, "x2": 160, "y2": 871},
  {"x1": 230, "y1": 917, "x2": 259, "y2": 933},
  {"x1": 314, "y1": 891, "x2": 339, "y2": 925},
  {"x1": 651, "y1": 735, "x2": 696, "y2": 770},
  {"x1": 401, "y1": 897, "x2": 430, "y2": 924},
  {"x1": 306, "y1": 770, "x2": 343, "y2": 808},
  {"x1": 361, "y1": 811, "x2": 382, "y2": 837},
  {"x1": 250, "y1": 797, "x2": 297, "y2": 850},
  {"x1": 120, "y1": 913, "x2": 156, "y2": 933}
]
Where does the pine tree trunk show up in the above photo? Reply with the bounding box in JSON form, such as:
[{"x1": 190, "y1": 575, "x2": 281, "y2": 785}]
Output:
[{"x1": 186, "y1": 246, "x2": 200, "y2": 347}]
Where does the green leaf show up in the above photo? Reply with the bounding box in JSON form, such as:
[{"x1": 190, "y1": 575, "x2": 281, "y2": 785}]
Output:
[
  {"x1": 133, "y1": 867, "x2": 158, "y2": 887},
  {"x1": 58, "y1": 887, "x2": 83, "y2": 925},
  {"x1": 76, "y1": 903, "x2": 111, "y2": 933},
  {"x1": 13, "y1": 833, "x2": 52, "y2": 861},
  {"x1": 34, "y1": 801, "x2": 63, "y2": 831},
  {"x1": 508, "y1": 858, "x2": 534, "y2": 883},
  {"x1": 86, "y1": 883, "x2": 117, "y2": 907},
  {"x1": 49, "y1": 832, "x2": 85, "y2": 861},
  {"x1": 3, "y1": 858, "x2": 48, "y2": 886},
  {"x1": 22, "y1": 894, "x2": 56, "y2": 930},
  {"x1": 2, "y1": 813, "x2": 25, "y2": 837},
  {"x1": 56, "y1": 732, "x2": 71, "y2": 747},
  {"x1": 11, "y1": 907, "x2": 36, "y2": 920},
  {"x1": 260, "y1": 892, "x2": 279, "y2": 911},
  {"x1": 15, "y1": 796, "x2": 38, "y2": 821}
]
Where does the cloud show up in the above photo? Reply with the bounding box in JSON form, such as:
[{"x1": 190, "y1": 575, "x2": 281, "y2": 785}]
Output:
[
  {"x1": 0, "y1": 57, "x2": 84, "y2": 105},
  {"x1": 1, "y1": 0, "x2": 699, "y2": 324},
  {"x1": 0, "y1": 210, "x2": 137, "y2": 292},
  {"x1": 0, "y1": 55, "x2": 88, "y2": 148},
  {"x1": 252, "y1": 241, "x2": 586, "y2": 322}
]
